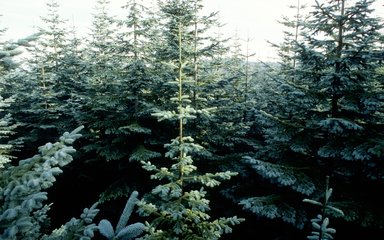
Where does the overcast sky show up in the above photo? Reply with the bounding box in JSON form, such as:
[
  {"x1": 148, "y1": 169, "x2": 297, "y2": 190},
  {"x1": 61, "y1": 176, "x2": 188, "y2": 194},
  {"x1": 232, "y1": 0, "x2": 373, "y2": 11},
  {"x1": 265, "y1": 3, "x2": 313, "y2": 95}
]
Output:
[{"x1": 1, "y1": 0, "x2": 383, "y2": 61}]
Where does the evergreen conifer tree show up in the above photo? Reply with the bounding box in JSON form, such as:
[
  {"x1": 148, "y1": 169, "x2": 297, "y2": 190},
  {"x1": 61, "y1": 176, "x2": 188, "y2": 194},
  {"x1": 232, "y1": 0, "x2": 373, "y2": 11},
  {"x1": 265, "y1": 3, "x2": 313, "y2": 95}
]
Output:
[
  {"x1": 7, "y1": 0, "x2": 70, "y2": 152},
  {"x1": 79, "y1": 0, "x2": 125, "y2": 162},
  {"x1": 149, "y1": 0, "x2": 243, "y2": 177},
  {"x1": 0, "y1": 126, "x2": 96, "y2": 239},
  {"x1": 303, "y1": 176, "x2": 344, "y2": 240},
  {"x1": 0, "y1": 24, "x2": 16, "y2": 168},
  {"x1": 241, "y1": 0, "x2": 384, "y2": 235},
  {"x1": 114, "y1": 0, "x2": 160, "y2": 159},
  {"x1": 0, "y1": 21, "x2": 41, "y2": 162},
  {"x1": 75, "y1": 0, "x2": 159, "y2": 205},
  {"x1": 56, "y1": 26, "x2": 89, "y2": 130},
  {"x1": 137, "y1": 23, "x2": 243, "y2": 239},
  {"x1": 151, "y1": 0, "x2": 226, "y2": 114}
]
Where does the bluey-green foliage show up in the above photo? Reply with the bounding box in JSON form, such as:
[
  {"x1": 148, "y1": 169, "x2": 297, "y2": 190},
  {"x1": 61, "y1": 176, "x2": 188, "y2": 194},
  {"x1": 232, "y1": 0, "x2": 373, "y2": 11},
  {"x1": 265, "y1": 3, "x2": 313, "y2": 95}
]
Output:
[
  {"x1": 137, "y1": 23, "x2": 244, "y2": 239},
  {"x1": 0, "y1": 126, "x2": 99, "y2": 239},
  {"x1": 303, "y1": 177, "x2": 344, "y2": 240},
  {"x1": 240, "y1": 0, "x2": 384, "y2": 229},
  {"x1": 0, "y1": 126, "x2": 144, "y2": 240},
  {"x1": 4, "y1": 0, "x2": 71, "y2": 153},
  {"x1": 0, "y1": 96, "x2": 15, "y2": 169},
  {"x1": 98, "y1": 191, "x2": 145, "y2": 240},
  {"x1": 44, "y1": 202, "x2": 100, "y2": 240},
  {"x1": 0, "y1": 18, "x2": 41, "y2": 168}
]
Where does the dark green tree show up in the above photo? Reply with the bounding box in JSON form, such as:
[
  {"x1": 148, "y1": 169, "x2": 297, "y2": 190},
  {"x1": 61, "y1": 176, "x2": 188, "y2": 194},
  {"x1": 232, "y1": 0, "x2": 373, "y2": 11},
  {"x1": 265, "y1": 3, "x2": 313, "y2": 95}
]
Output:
[
  {"x1": 0, "y1": 19, "x2": 42, "y2": 160},
  {"x1": 79, "y1": 0, "x2": 124, "y2": 162},
  {"x1": 56, "y1": 26, "x2": 88, "y2": 129},
  {"x1": 7, "y1": 0, "x2": 70, "y2": 153},
  {"x1": 114, "y1": 0, "x2": 161, "y2": 159}
]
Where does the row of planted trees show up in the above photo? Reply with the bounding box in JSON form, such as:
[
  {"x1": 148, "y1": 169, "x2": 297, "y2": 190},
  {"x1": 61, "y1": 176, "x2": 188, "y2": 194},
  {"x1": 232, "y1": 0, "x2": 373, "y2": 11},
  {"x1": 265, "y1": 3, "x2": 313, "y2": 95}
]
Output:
[{"x1": 1, "y1": 0, "x2": 384, "y2": 239}]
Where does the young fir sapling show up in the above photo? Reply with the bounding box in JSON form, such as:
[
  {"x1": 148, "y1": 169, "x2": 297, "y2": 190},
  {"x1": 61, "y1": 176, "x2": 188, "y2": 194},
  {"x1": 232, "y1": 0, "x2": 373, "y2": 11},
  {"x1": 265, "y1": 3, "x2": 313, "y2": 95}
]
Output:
[{"x1": 303, "y1": 176, "x2": 344, "y2": 240}]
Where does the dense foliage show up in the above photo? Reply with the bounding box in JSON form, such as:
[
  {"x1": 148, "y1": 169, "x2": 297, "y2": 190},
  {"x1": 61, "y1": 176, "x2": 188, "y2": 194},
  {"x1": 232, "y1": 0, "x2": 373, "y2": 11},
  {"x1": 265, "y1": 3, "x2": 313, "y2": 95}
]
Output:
[{"x1": 1, "y1": 0, "x2": 383, "y2": 239}]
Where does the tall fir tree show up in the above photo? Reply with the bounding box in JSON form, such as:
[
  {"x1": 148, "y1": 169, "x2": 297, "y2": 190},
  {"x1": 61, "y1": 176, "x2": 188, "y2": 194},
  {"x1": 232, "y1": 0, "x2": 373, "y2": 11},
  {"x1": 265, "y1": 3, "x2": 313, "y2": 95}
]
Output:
[
  {"x1": 7, "y1": 0, "x2": 70, "y2": 153},
  {"x1": 57, "y1": 25, "x2": 88, "y2": 128},
  {"x1": 150, "y1": 0, "x2": 239, "y2": 164},
  {"x1": 241, "y1": 0, "x2": 384, "y2": 237},
  {"x1": 79, "y1": 0, "x2": 162, "y2": 204},
  {"x1": 79, "y1": 0, "x2": 124, "y2": 162},
  {"x1": 0, "y1": 19, "x2": 42, "y2": 161},
  {"x1": 137, "y1": 23, "x2": 243, "y2": 239}
]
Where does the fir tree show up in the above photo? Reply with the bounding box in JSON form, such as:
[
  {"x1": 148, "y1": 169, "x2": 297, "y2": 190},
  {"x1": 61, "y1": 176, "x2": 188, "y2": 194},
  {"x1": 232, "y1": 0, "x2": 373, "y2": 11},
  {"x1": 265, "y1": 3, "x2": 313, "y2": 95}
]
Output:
[
  {"x1": 7, "y1": 0, "x2": 70, "y2": 153},
  {"x1": 79, "y1": 0, "x2": 123, "y2": 162},
  {"x1": 241, "y1": 0, "x2": 384, "y2": 234},
  {"x1": 151, "y1": 0, "x2": 226, "y2": 111},
  {"x1": 76, "y1": 0, "x2": 158, "y2": 204},
  {"x1": 115, "y1": 0, "x2": 161, "y2": 159},
  {"x1": 0, "y1": 21, "x2": 41, "y2": 163},
  {"x1": 0, "y1": 24, "x2": 16, "y2": 168},
  {"x1": 56, "y1": 26, "x2": 88, "y2": 129},
  {"x1": 303, "y1": 176, "x2": 344, "y2": 240},
  {"x1": 137, "y1": 23, "x2": 243, "y2": 239}
]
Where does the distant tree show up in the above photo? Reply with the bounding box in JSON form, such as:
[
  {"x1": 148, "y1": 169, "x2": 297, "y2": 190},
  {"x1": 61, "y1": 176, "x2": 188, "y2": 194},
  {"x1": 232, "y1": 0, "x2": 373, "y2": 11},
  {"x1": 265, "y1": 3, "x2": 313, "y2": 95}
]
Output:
[
  {"x1": 77, "y1": 0, "x2": 162, "y2": 204},
  {"x1": 151, "y1": 0, "x2": 226, "y2": 108},
  {"x1": 57, "y1": 26, "x2": 89, "y2": 128}
]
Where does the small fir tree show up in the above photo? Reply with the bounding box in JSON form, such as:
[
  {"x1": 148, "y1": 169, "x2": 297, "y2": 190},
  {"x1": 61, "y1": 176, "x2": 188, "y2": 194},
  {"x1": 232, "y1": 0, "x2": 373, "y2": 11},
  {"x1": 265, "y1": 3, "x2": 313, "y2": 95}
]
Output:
[{"x1": 303, "y1": 176, "x2": 344, "y2": 240}]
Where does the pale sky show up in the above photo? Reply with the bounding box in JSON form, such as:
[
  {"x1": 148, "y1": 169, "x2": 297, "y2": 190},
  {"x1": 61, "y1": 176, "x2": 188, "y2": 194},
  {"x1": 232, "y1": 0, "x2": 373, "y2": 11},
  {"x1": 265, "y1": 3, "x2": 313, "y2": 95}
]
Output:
[{"x1": 1, "y1": 0, "x2": 383, "y2": 61}]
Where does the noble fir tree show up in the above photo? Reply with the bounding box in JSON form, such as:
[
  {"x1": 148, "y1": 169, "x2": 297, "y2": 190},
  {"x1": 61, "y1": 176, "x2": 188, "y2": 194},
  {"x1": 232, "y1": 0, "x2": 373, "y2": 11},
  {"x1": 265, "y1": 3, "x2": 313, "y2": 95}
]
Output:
[
  {"x1": 0, "y1": 89, "x2": 16, "y2": 169},
  {"x1": 0, "y1": 19, "x2": 41, "y2": 162},
  {"x1": 137, "y1": 23, "x2": 244, "y2": 239},
  {"x1": 56, "y1": 25, "x2": 89, "y2": 128},
  {"x1": 269, "y1": 0, "x2": 307, "y2": 71},
  {"x1": 79, "y1": 0, "x2": 124, "y2": 163},
  {"x1": 0, "y1": 24, "x2": 16, "y2": 168},
  {"x1": 7, "y1": 0, "x2": 70, "y2": 154},
  {"x1": 151, "y1": 0, "x2": 227, "y2": 116},
  {"x1": 77, "y1": 0, "x2": 160, "y2": 205},
  {"x1": 114, "y1": 0, "x2": 161, "y2": 161},
  {"x1": 241, "y1": 0, "x2": 384, "y2": 236},
  {"x1": 303, "y1": 176, "x2": 344, "y2": 240},
  {"x1": 150, "y1": 0, "x2": 249, "y2": 177}
]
